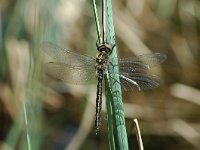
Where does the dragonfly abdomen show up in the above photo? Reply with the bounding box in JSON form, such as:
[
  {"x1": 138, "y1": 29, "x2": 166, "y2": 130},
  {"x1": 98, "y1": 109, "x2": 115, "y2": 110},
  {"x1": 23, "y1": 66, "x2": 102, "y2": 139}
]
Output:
[{"x1": 95, "y1": 69, "x2": 104, "y2": 133}]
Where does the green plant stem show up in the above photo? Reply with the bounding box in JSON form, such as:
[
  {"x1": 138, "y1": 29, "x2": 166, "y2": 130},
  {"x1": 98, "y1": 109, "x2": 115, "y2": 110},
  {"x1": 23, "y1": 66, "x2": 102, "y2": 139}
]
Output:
[
  {"x1": 106, "y1": 0, "x2": 129, "y2": 149},
  {"x1": 92, "y1": 0, "x2": 102, "y2": 43},
  {"x1": 105, "y1": 75, "x2": 116, "y2": 150},
  {"x1": 92, "y1": 0, "x2": 129, "y2": 149}
]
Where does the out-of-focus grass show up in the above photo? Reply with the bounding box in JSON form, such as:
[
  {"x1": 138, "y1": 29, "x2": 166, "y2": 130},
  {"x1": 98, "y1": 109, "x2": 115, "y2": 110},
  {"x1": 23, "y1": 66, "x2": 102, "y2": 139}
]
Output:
[{"x1": 0, "y1": 0, "x2": 200, "y2": 150}]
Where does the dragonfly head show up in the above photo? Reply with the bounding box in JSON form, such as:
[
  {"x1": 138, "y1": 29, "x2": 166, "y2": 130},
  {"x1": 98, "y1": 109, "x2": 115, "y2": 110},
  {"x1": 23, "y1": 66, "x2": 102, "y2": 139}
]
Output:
[{"x1": 97, "y1": 43, "x2": 111, "y2": 54}]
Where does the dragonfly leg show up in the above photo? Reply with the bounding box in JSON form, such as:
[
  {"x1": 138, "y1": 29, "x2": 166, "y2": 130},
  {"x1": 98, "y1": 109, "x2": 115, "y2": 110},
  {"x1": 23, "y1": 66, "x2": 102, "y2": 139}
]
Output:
[{"x1": 111, "y1": 35, "x2": 116, "y2": 50}]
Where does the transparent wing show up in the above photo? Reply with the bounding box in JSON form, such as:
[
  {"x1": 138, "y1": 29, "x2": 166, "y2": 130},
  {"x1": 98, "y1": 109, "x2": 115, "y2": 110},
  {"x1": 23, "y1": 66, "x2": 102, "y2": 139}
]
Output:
[
  {"x1": 109, "y1": 53, "x2": 166, "y2": 91},
  {"x1": 41, "y1": 42, "x2": 97, "y2": 84},
  {"x1": 118, "y1": 73, "x2": 161, "y2": 91},
  {"x1": 41, "y1": 42, "x2": 95, "y2": 66},
  {"x1": 115, "y1": 53, "x2": 166, "y2": 73},
  {"x1": 45, "y1": 62, "x2": 96, "y2": 84}
]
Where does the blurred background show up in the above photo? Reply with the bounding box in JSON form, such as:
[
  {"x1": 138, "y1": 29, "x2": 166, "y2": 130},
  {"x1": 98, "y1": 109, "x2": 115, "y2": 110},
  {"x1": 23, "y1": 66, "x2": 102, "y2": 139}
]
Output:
[{"x1": 0, "y1": 0, "x2": 200, "y2": 150}]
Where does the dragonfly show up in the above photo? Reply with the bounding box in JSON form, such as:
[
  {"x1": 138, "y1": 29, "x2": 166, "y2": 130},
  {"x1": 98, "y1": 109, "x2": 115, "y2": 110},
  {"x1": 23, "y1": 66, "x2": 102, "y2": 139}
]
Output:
[
  {"x1": 42, "y1": 0, "x2": 166, "y2": 133},
  {"x1": 41, "y1": 42, "x2": 166, "y2": 132}
]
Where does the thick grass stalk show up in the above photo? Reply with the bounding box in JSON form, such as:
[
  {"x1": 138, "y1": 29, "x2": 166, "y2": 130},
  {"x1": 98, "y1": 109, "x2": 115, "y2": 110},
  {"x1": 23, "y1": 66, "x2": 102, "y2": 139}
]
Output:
[
  {"x1": 92, "y1": 0, "x2": 129, "y2": 149},
  {"x1": 105, "y1": 0, "x2": 129, "y2": 149},
  {"x1": 105, "y1": 75, "x2": 116, "y2": 150}
]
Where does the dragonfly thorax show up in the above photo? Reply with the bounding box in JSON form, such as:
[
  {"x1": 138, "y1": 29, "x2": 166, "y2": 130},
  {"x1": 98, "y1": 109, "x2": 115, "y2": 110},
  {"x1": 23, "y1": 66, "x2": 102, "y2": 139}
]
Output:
[{"x1": 95, "y1": 52, "x2": 109, "y2": 76}]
